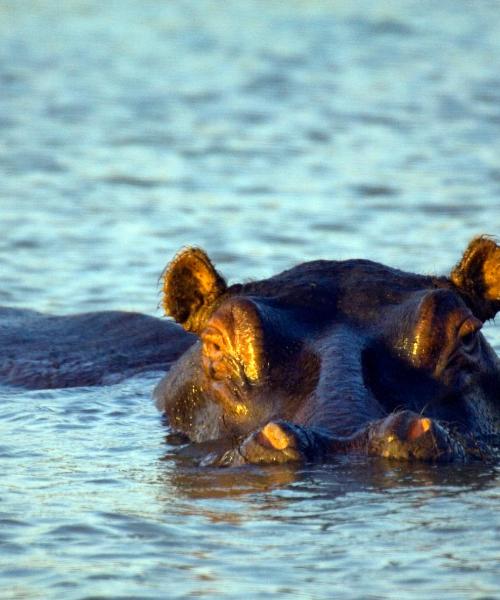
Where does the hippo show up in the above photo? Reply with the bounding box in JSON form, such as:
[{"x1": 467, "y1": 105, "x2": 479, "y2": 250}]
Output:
[
  {"x1": 1, "y1": 237, "x2": 498, "y2": 466},
  {"x1": 154, "y1": 236, "x2": 500, "y2": 465}
]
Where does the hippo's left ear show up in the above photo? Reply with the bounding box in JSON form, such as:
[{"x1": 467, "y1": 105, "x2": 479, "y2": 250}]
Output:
[
  {"x1": 162, "y1": 247, "x2": 227, "y2": 333},
  {"x1": 451, "y1": 236, "x2": 500, "y2": 321}
]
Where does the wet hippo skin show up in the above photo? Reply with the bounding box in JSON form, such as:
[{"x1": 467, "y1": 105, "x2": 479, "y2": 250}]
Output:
[
  {"x1": 0, "y1": 308, "x2": 194, "y2": 388},
  {"x1": 154, "y1": 236, "x2": 500, "y2": 465}
]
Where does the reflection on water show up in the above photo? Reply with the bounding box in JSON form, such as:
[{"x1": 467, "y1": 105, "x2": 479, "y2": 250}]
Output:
[
  {"x1": 161, "y1": 454, "x2": 499, "y2": 504},
  {"x1": 160, "y1": 442, "x2": 499, "y2": 504},
  {"x1": 0, "y1": 0, "x2": 499, "y2": 598},
  {"x1": 163, "y1": 459, "x2": 301, "y2": 502}
]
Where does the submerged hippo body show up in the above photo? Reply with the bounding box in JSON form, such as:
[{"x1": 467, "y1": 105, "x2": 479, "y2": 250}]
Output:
[
  {"x1": 0, "y1": 308, "x2": 193, "y2": 388},
  {"x1": 154, "y1": 237, "x2": 500, "y2": 465}
]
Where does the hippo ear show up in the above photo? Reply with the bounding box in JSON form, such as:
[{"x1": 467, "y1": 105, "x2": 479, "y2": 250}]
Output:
[
  {"x1": 162, "y1": 247, "x2": 227, "y2": 332},
  {"x1": 450, "y1": 236, "x2": 500, "y2": 321}
]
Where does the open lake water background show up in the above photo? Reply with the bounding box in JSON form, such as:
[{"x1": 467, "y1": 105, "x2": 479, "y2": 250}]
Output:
[{"x1": 0, "y1": 1, "x2": 499, "y2": 598}]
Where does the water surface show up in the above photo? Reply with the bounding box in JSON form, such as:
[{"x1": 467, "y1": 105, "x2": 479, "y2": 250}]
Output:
[{"x1": 0, "y1": 1, "x2": 499, "y2": 598}]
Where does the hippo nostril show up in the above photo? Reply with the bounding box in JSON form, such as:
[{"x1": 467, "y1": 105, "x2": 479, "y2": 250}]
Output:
[{"x1": 408, "y1": 417, "x2": 432, "y2": 441}]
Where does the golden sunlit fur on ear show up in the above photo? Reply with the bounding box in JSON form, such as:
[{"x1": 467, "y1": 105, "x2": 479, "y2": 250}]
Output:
[
  {"x1": 451, "y1": 235, "x2": 500, "y2": 321},
  {"x1": 483, "y1": 242, "x2": 500, "y2": 302},
  {"x1": 161, "y1": 247, "x2": 227, "y2": 332}
]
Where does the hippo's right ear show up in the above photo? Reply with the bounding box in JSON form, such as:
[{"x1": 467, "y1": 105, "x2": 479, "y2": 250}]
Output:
[
  {"x1": 161, "y1": 247, "x2": 227, "y2": 333},
  {"x1": 451, "y1": 236, "x2": 500, "y2": 321}
]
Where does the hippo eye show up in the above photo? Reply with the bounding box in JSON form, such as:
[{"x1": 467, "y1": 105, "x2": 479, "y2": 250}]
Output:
[
  {"x1": 461, "y1": 332, "x2": 477, "y2": 352},
  {"x1": 201, "y1": 328, "x2": 225, "y2": 356},
  {"x1": 458, "y1": 317, "x2": 482, "y2": 353}
]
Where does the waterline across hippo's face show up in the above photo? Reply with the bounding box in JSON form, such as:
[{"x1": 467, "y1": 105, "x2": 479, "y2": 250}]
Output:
[{"x1": 154, "y1": 237, "x2": 500, "y2": 465}]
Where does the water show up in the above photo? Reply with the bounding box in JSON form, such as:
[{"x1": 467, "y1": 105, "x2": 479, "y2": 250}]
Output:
[{"x1": 0, "y1": 1, "x2": 499, "y2": 598}]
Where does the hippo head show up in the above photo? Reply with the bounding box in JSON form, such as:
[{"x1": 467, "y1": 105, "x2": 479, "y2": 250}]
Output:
[{"x1": 155, "y1": 237, "x2": 500, "y2": 464}]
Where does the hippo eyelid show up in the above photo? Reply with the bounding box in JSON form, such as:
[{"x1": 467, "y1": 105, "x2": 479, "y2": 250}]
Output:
[
  {"x1": 457, "y1": 316, "x2": 482, "y2": 352},
  {"x1": 457, "y1": 316, "x2": 482, "y2": 338}
]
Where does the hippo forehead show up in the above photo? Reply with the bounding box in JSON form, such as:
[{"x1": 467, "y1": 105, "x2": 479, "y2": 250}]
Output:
[{"x1": 226, "y1": 258, "x2": 445, "y2": 327}]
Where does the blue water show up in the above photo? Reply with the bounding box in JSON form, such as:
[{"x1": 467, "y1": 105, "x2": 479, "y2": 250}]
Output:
[{"x1": 0, "y1": 1, "x2": 499, "y2": 598}]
